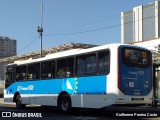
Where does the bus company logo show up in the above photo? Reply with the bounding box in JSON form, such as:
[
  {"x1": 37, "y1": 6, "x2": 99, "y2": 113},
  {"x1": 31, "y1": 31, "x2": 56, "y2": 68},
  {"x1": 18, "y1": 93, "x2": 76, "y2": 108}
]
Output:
[
  {"x1": 17, "y1": 85, "x2": 34, "y2": 91},
  {"x1": 62, "y1": 78, "x2": 78, "y2": 94},
  {"x1": 17, "y1": 86, "x2": 22, "y2": 91}
]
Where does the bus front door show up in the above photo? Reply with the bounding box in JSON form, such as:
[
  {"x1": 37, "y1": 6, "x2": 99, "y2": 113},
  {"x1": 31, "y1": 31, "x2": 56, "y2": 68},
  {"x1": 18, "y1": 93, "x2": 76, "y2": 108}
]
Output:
[{"x1": 153, "y1": 64, "x2": 160, "y2": 106}]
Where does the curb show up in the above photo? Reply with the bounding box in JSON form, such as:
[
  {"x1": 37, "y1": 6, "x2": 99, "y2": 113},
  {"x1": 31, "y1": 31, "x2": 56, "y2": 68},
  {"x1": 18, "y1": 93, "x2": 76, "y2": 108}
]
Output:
[{"x1": 0, "y1": 98, "x2": 15, "y2": 106}]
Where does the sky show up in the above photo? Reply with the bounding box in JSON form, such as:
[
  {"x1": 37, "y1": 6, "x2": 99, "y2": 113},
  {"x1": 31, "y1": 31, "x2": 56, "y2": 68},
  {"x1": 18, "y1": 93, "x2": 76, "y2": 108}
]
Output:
[{"x1": 0, "y1": 0, "x2": 155, "y2": 55}]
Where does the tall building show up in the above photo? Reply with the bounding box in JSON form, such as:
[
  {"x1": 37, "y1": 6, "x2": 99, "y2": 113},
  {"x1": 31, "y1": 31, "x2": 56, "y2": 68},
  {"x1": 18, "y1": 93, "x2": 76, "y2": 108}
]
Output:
[
  {"x1": 121, "y1": 1, "x2": 160, "y2": 44},
  {"x1": 0, "y1": 36, "x2": 16, "y2": 80}
]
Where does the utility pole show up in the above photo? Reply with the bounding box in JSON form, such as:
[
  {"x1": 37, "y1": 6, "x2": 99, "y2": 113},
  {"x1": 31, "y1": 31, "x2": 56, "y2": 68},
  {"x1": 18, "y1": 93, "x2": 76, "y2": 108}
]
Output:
[{"x1": 37, "y1": 2, "x2": 43, "y2": 58}]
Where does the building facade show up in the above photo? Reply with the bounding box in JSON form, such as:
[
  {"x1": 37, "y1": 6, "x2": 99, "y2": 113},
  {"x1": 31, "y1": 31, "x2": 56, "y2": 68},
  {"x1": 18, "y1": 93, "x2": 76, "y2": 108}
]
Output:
[
  {"x1": 121, "y1": 1, "x2": 160, "y2": 44},
  {"x1": 121, "y1": 1, "x2": 160, "y2": 101},
  {"x1": 0, "y1": 36, "x2": 16, "y2": 80}
]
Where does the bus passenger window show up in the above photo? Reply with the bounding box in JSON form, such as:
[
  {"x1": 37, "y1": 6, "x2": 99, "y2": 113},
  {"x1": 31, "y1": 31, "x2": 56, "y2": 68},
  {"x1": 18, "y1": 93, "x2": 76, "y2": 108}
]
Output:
[
  {"x1": 86, "y1": 54, "x2": 96, "y2": 75},
  {"x1": 76, "y1": 57, "x2": 86, "y2": 76},
  {"x1": 41, "y1": 61, "x2": 55, "y2": 79},
  {"x1": 57, "y1": 68, "x2": 65, "y2": 78},
  {"x1": 57, "y1": 57, "x2": 74, "y2": 78},
  {"x1": 98, "y1": 51, "x2": 110, "y2": 75},
  {"x1": 5, "y1": 65, "x2": 16, "y2": 88},
  {"x1": 28, "y1": 63, "x2": 40, "y2": 80},
  {"x1": 16, "y1": 65, "x2": 27, "y2": 81},
  {"x1": 6, "y1": 66, "x2": 16, "y2": 83},
  {"x1": 66, "y1": 67, "x2": 71, "y2": 77},
  {"x1": 76, "y1": 53, "x2": 96, "y2": 76}
]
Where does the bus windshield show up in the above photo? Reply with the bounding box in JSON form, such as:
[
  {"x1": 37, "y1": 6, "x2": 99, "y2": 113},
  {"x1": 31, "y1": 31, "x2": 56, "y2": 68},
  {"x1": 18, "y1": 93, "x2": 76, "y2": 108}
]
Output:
[{"x1": 122, "y1": 48, "x2": 151, "y2": 67}]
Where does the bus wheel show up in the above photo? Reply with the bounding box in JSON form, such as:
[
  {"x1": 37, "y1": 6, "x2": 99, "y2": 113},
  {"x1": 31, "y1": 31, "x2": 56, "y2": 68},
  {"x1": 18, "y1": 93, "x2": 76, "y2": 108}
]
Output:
[
  {"x1": 16, "y1": 94, "x2": 26, "y2": 109},
  {"x1": 59, "y1": 94, "x2": 71, "y2": 113}
]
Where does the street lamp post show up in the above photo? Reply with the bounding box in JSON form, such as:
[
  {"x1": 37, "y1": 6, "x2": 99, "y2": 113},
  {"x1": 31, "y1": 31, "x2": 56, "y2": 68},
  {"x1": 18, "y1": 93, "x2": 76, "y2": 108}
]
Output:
[
  {"x1": 37, "y1": 2, "x2": 43, "y2": 58},
  {"x1": 37, "y1": 26, "x2": 43, "y2": 58}
]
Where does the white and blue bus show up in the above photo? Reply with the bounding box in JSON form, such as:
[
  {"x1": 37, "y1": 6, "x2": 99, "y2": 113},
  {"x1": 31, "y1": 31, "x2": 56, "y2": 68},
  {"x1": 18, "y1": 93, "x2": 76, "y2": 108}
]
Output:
[{"x1": 4, "y1": 43, "x2": 153, "y2": 112}]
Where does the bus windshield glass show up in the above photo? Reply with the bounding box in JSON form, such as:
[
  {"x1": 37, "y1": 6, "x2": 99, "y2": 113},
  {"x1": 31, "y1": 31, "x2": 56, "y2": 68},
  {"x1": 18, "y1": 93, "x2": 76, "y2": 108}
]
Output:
[{"x1": 122, "y1": 48, "x2": 150, "y2": 67}]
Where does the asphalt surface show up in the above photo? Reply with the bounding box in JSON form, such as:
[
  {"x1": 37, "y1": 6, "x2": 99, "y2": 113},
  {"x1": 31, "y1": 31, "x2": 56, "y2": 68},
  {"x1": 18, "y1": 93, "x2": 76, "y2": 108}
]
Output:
[{"x1": 0, "y1": 98, "x2": 160, "y2": 120}]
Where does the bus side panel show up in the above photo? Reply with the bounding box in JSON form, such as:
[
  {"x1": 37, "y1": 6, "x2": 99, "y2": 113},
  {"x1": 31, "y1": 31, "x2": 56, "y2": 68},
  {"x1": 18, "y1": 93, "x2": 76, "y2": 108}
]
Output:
[
  {"x1": 71, "y1": 76, "x2": 109, "y2": 108},
  {"x1": 35, "y1": 94, "x2": 58, "y2": 106},
  {"x1": 74, "y1": 76, "x2": 106, "y2": 94},
  {"x1": 5, "y1": 76, "x2": 106, "y2": 96},
  {"x1": 4, "y1": 76, "x2": 107, "y2": 107},
  {"x1": 5, "y1": 79, "x2": 63, "y2": 95},
  {"x1": 70, "y1": 75, "x2": 111, "y2": 108},
  {"x1": 71, "y1": 94, "x2": 115, "y2": 108},
  {"x1": 71, "y1": 94, "x2": 82, "y2": 107},
  {"x1": 82, "y1": 94, "x2": 115, "y2": 108},
  {"x1": 21, "y1": 94, "x2": 30, "y2": 104},
  {"x1": 4, "y1": 79, "x2": 63, "y2": 105}
]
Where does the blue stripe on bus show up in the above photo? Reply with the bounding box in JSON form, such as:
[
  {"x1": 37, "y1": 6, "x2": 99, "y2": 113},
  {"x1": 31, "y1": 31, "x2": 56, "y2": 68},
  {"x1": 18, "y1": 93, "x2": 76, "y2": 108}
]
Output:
[{"x1": 6, "y1": 75, "x2": 107, "y2": 95}]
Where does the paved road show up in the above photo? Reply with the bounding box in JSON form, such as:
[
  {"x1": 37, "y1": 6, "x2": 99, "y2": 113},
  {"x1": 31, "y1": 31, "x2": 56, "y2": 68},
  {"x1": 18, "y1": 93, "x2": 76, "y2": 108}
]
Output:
[{"x1": 0, "y1": 98, "x2": 160, "y2": 120}]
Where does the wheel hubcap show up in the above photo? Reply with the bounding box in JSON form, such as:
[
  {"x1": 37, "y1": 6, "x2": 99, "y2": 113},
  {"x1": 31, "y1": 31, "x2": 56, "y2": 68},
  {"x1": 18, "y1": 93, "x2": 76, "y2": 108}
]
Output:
[{"x1": 62, "y1": 99, "x2": 69, "y2": 111}]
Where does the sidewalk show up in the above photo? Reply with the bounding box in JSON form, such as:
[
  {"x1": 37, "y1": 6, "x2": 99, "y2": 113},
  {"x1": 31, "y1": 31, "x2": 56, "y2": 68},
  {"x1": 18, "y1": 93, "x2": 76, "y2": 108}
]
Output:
[
  {"x1": 0, "y1": 98, "x2": 40, "y2": 107},
  {"x1": 0, "y1": 98, "x2": 15, "y2": 105},
  {"x1": 0, "y1": 98, "x2": 4, "y2": 103}
]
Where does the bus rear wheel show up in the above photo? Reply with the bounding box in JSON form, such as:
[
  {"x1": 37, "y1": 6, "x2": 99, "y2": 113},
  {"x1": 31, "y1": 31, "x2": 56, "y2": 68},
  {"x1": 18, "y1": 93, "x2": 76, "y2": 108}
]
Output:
[
  {"x1": 16, "y1": 94, "x2": 26, "y2": 109},
  {"x1": 59, "y1": 94, "x2": 71, "y2": 113}
]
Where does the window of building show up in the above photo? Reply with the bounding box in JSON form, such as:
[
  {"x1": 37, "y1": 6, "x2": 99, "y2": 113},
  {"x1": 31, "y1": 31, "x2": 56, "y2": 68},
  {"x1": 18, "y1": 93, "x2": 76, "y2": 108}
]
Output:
[
  {"x1": 28, "y1": 63, "x2": 40, "y2": 80},
  {"x1": 41, "y1": 60, "x2": 55, "y2": 79},
  {"x1": 57, "y1": 57, "x2": 74, "y2": 78}
]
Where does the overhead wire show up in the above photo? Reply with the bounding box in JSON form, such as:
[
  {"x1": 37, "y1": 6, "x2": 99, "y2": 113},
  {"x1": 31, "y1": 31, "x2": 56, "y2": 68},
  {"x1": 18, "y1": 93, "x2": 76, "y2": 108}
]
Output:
[
  {"x1": 18, "y1": 13, "x2": 157, "y2": 54},
  {"x1": 17, "y1": 15, "x2": 120, "y2": 54},
  {"x1": 17, "y1": 36, "x2": 39, "y2": 55},
  {"x1": 43, "y1": 14, "x2": 157, "y2": 37},
  {"x1": 44, "y1": 24, "x2": 120, "y2": 36},
  {"x1": 47, "y1": 14, "x2": 120, "y2": 33}
]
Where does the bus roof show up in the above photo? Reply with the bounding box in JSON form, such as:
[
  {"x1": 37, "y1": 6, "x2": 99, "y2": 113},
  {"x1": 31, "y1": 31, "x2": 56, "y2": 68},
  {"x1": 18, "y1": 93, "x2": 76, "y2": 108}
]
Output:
[{"x1": 8, "y1": 43, "x2": 143, "y2": 66}]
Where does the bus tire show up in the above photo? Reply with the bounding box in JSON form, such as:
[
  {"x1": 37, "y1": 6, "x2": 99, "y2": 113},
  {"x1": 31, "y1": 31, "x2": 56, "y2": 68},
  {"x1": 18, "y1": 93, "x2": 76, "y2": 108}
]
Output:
[
  {"x1": 59, "y1": 93, "x2": 71, "y2": 113},
  {"x1": 16, "y1": 94, "x2": 26, "y2": 109},
  {"x1": 153, "y1": 100, "x2": 158, "y2": 108}
]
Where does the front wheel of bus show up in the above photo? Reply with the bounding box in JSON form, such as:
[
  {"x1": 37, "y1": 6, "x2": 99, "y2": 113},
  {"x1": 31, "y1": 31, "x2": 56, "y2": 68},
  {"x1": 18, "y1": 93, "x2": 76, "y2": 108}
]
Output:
[
  {"x1": 59, "y1": 94, "x2": 71, "y2": 113},
  {"x1": 16, "y1": 94, "x2": 26, "y2": 109}
]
